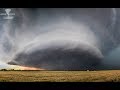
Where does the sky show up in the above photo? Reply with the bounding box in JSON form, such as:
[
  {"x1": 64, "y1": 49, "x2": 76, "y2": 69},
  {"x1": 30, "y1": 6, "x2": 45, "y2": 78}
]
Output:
[{"x1": 0, "y1": 8, "x2": 120, "y2": 70}]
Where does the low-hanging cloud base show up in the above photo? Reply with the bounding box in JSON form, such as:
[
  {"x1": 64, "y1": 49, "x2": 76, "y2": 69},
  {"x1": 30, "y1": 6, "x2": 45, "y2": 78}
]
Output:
[
  {"x1": 8, "y1": 41, "x2": 103, "y2": 70},
  {"x1": 1, "y1": 8, "x2": 120, "y2": 70}
]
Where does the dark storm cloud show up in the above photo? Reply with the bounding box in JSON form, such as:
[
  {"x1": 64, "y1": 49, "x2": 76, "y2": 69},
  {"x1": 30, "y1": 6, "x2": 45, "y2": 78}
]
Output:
[
  {"x1": 1, "y1": 8, "x2": 120, "y2": 70},
  {"x1": 8, "y1": 42, "x2": 103, "y2": 70}
]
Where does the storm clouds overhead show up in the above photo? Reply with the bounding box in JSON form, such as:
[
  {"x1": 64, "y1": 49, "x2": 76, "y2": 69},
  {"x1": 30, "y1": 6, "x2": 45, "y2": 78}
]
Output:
[{"x1": 0, "y1": 8, "x2": 120, "y2": 70}]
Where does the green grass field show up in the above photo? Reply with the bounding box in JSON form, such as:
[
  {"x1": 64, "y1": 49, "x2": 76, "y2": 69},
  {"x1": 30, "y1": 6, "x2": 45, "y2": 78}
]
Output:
[{"x1": 0, "y1": 70, "x2": 120, "y2": 82}]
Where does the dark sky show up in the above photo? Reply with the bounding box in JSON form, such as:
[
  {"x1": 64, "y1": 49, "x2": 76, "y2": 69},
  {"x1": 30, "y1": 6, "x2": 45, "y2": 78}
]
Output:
[{"x1": 0, "y1": 8, "x2": 120, "y2": 70}]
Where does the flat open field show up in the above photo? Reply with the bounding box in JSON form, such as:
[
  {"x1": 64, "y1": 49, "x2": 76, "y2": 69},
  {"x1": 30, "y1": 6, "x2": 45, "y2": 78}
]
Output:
[{"x1": 0, "y1": 70, "x2": 120, "y2": 82}]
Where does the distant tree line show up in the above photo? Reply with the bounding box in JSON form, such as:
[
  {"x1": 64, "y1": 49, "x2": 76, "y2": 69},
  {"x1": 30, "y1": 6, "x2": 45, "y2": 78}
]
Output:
[
  {"x1": 0, "y1": 69, "x2": 7, "y2": 71},
  {"x1": 0, "y1": 69, "x2": 16, "y2": 71}
]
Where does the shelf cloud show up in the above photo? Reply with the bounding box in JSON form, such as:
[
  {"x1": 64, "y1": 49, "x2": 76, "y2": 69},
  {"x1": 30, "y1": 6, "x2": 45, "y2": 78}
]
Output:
[{"x1": 0, "y1": 8, "x2": 120, "y2": 70}]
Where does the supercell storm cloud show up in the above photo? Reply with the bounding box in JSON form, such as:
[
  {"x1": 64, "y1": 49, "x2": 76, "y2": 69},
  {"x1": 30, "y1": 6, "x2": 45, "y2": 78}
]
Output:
[{"x1": 0, "y1": 8, "x2": 120, "y2": 70}]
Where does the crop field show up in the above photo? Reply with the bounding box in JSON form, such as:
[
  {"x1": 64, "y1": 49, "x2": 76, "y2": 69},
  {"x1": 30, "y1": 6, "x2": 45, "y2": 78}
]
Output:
[{"x1": 0, "y1": 70, "x2": 120, "y2": 82}]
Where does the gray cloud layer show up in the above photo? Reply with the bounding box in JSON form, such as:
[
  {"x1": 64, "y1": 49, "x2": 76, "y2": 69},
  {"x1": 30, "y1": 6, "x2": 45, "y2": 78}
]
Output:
[
  {"x1": 8, "y1": 41, "x2": 103, "y2": 70},
  {"x1": 0, "y1": 8, "x2": 120, "y2": 70}
]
